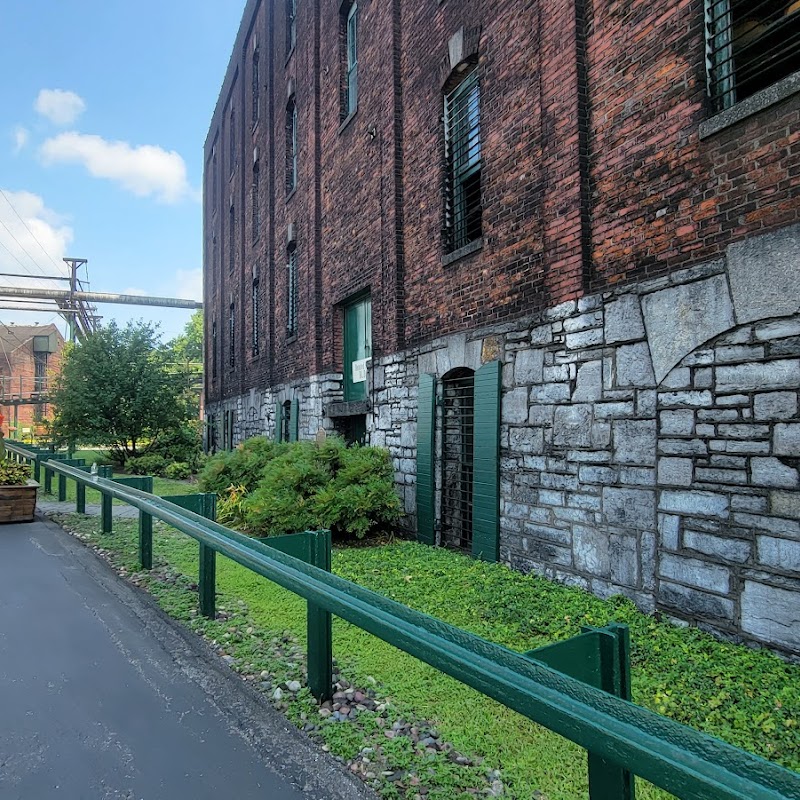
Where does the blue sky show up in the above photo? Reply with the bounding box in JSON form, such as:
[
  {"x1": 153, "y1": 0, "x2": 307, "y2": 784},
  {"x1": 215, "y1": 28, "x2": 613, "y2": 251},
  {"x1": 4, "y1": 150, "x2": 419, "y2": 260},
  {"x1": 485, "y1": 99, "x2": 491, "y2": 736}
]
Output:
[{"x1": 0, "y1": 1, "x2": 244, "y2": 342}]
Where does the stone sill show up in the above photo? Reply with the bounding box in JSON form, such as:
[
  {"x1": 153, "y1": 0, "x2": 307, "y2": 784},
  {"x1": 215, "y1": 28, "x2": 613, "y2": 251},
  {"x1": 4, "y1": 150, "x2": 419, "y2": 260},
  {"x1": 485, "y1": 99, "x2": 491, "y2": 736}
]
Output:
[
  {"x1": 442, "y1": 238, "x2": 483, "y2": 267},
  {"x1": 700, "y1": 71, "x2": 800, "y2": 140},
  {"x1": 338, "y1": 108, "x2": 359, "y2": 135}
]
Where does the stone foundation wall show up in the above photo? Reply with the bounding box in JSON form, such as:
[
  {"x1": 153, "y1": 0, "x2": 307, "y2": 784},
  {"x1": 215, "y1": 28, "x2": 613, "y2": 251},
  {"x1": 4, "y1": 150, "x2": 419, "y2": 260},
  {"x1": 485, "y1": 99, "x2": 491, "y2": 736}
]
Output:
[{"x1": 207, "y1": 225, "x2": 800, "y2": 655}]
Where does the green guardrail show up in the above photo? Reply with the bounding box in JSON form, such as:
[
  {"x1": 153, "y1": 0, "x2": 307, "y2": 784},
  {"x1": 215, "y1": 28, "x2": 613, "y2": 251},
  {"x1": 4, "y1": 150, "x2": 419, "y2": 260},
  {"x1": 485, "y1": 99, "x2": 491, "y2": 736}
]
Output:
[{"x1": 5, "y1": 440, "x2": 800, "y2": 800}]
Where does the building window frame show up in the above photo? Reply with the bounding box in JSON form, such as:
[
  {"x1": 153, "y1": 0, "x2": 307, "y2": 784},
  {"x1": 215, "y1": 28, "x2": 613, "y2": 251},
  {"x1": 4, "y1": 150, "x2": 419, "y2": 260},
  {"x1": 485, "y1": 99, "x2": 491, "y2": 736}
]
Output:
[
  {"x1": 704, "y1": 0, "x2": 800, "y2": 114},
  {"x1": 252, "y1": 277, "x2": 260, "y2": 356},
  {"x1": 252, "y1": 47, "x2": 261, "y2": 125},
  {"x1": 286, "y1": 245, "x2": 298, "y2": 337},
  {"x1": 229, "y1": 302, "x2": 235, "y2": 368},
  {"x1": 287, "y1": 0, "x2": 297, "y2": 55},
  {"x1": 341, "y1": 1, "x2": 358, "y2": 120},
  {"x1": 286, "y1": 96, "x2": 298, "y2": 195},
  {"x1": 212, "y1": 319, "x2": 218, "y2": 380},
  {"x1": 229, "y1": 109, "x2": 236, "y2": 175},
  {"x1": 229, "y1": 205, "x2": 235, "y2": 273},
  {"x1": 443, "y1": 63, "x2": 482, "y2": 255},
  {"x1": 252, "y1": 162, "x2": 261, "y2": 243}
]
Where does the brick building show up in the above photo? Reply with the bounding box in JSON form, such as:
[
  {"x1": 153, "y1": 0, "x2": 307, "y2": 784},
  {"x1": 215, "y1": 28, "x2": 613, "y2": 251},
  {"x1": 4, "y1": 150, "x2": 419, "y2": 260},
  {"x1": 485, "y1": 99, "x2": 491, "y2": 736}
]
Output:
[
  {"x1": 204, "y1": 0, "x2": 800, "y2": 653},
  {"x1": 0, "y1": 324, "x2": 63, "y2": 438}
]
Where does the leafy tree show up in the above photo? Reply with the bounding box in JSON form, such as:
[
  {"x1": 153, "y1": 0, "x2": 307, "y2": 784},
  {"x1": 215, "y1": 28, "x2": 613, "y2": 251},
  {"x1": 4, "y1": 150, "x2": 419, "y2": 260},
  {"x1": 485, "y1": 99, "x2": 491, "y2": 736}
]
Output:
[
  {"x1": 168, "y1": 309, "x2": 203, "y2": 364},
  {"x1": 50, "y1": 320, "x2": 186, "y2": 462}
]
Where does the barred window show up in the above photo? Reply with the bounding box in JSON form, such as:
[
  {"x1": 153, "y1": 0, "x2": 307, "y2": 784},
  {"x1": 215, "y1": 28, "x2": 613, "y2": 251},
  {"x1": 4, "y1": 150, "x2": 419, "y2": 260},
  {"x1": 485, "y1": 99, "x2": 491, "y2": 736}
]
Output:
[
  {"x1": 229, "y1": 206, "x2": 235, "y2": 273},
  {"x1": 342, "y1": 2, "x2": 358, "y2": 118},
  {"x1": 443, "y1": 65, "x2": 481, "y2": 254},
  {"x1": 252, "y1": 278, "x2": 260, "y2": 355},
  {"x1": 212, "y1": 319, "x2": 218, "y2": 379},
  {"x1": 705, "y1": 0, "x2": 800, "y2": 112},
  {"x1": 287, "y1": 0, "x2": 297, "y2": 53},
  {"x1": 252, "y1": 162, "x2": 261, "y2": 242},
  {"x1": 229, "y1": 109, "x2": 236, "y2": 174},
  {"x1": 211, "y1": 146, "x2": 217, "y2": 207},
  {"x1": 286, "y1": 97, "x2": 298, "y2": 194},
  {"x1": 287, "y1": 246, "x2": 298, "y2": 336},
  {"x1": 229, "y1": 303, "x2": 235, "y2": 368},
  {"x1": 252, "y1": 48, "x2": 261, "y2": 124}
]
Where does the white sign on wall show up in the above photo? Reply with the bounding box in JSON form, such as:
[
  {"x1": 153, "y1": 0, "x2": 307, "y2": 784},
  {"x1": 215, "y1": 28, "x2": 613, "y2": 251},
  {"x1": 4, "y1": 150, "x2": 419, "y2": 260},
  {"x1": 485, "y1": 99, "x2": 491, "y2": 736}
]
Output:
[{"x1": 352, "y1": 358, "x2": 368, "y2": 384}]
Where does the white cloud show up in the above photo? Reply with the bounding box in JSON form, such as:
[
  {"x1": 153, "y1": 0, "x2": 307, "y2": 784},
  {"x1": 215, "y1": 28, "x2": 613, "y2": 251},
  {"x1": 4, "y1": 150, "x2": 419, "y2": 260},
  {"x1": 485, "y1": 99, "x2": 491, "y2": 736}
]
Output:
[
  {"x1": 12, "y1": 127, "x2": 29, "y2": 154},
  {"x1": 0, "y1": 189, "x2": 73, "y2": 326},
  {"x1": 40, "y1": 132, "x2": 196, "y2": 204},
  {"x1": 34, "y1": 89, "x2": 87, "y2": 126},
  {"x1": 173, "y1": 268, "x2": 202, "y2": 301}
]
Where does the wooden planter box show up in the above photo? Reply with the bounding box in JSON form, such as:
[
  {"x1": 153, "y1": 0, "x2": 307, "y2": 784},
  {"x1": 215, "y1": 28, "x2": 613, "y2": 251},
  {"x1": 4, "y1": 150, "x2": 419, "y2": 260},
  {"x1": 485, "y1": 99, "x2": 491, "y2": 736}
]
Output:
[{"x1": 0, "y1": 480, "x2": 39, "y2": 523}]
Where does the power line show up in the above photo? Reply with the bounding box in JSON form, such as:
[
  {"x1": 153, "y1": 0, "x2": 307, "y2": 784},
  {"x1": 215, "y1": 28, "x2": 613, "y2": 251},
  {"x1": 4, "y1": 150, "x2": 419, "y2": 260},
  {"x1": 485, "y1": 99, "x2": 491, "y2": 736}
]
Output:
[
  {"x1": 0, "y1": 216, "x2": 49, "y2": 277},
  {"x1": 0, "y1": 189, "x2": 65, "y2": 275}
]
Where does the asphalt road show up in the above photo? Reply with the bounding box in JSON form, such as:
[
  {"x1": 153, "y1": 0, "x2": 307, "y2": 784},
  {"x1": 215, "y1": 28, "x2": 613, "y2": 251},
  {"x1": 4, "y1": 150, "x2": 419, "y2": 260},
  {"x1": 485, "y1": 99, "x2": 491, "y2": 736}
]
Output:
[{"x1": 0, "y1": 519, "x2": 373, "y2": 800}]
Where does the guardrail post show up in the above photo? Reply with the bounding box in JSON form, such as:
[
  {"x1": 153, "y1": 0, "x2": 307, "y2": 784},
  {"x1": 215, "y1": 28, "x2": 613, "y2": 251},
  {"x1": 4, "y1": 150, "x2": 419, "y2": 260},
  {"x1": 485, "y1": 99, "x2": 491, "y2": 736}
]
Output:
[
  {"x1": 198, "y1": 493, "x2": 217, "y2": 619},
  {"x1": 33, "y1": 453, "x2": 41, "y2": 483},
  {"x1": 307, "y1": 529, "x2": 333, "y2": 702},
  {"x1": 99, "y1": 465, "x2": 113, "y2": 533},
  {"x1": 138, "y1": 476, "x2": 154, "y2": 569},
  {"x1": 43, "y1": 460, "x2": 53, "y2": 494}
]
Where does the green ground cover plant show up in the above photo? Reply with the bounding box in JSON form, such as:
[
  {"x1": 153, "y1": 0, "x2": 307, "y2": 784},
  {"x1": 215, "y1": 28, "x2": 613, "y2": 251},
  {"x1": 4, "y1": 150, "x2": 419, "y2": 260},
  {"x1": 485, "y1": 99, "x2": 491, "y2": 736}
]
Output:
[{"x1": 48, "y1": 512, "x2": 800, "y2": 800}]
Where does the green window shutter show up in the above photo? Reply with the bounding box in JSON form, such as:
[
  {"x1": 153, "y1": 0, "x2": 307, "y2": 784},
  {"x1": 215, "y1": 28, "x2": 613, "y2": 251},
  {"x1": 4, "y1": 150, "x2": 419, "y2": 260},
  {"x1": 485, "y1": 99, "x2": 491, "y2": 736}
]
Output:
[
  {"x1": 290, "y1": 398, "x2": 299, "y2": 442},
  {"x1": 275, "y1": 402, "x2": 282, "y2": 441},
  {"x1": 416, "y1": 373, "x2": 436, "y2": 545},
  {"x1": 472, "y1": 360, "x2": 501, "y2": 563}
]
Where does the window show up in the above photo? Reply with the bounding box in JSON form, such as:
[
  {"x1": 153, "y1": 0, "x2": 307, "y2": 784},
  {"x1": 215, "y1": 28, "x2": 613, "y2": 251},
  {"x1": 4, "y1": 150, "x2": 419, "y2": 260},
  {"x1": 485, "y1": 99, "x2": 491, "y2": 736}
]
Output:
[
  {"x1": 282, "y1": 400, "x2": 292, "y2": 443},
  {"x1": 252, "y1": 48, "x2": 261, "y2": 124},
  {"x1": 212, "y1": 319, "x2": 217, "y2": 379},
  {"x1": 286, "y1": 97, "x2": 298, "y2": 194},
  {"x1": 33, "y1": 351, "x2": 48, "y2": 392},
  {"x1": 287, "y1": 0, "x2": 297, "y2": 54},
  {"x1": 252, "y1": 278, "x2": 260, "y2": 355},
  {"x1": 229, "y1": 303, "x2": 235, "y2": 368},
  {"x1": 252, "y1": 162, "x2": 261, "y2": 242},
  {"x1": 342, "y1": 2, "x2": 358, "y2": 118},
  {"x1": 705, "y1": 0, "x2": 800, "y2": 112},
  {"x1": 212, "y1": 146, "x2": 217, "y2": 207},
  {"x1": 229, "y1": 206, "x2": 235, "y2": 272},
  {"x1": 287, "y1": 246, "x2": 298, "y2": 336},
  {"x1": 443, "y1": 65, "x2": 482, "y2": 253},
  {"x1": 343, "y1": 293, "x2": 371, "y2": 402},
  {"x1": 229, "y1": 109, "x2": 236, "y2": 174}
]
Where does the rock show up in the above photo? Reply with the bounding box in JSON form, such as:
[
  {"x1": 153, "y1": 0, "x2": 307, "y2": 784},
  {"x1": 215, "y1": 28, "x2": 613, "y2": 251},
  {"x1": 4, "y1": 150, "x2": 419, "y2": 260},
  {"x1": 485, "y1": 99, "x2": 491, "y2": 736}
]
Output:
[
  {"x1": 260, "y1": 670, "x2": 270, "y2": 679},
  {"x1": 319, "y1": 708, "x2": 332, "y2": 718},
  {"x1": 272, "y1": 688, "x2": 283, "y2": 701},
  {"x1": 287, "y1": 680, "x2": 302, "y2": 693}
]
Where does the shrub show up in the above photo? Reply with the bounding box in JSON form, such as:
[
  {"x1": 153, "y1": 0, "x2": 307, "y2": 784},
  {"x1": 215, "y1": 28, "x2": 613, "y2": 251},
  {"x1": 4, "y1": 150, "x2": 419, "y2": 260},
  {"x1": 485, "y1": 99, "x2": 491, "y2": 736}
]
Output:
[
  {"x1": 164, "y1": 461, "x2": 191, "y2": 480},
  {"x1": 198, "y1": 436, "x2": 288, "y2": 494},
  {"x1": 126, "y1": 454, "x2": 169, "y2": 476},
  {"x1": 147, "y1": 421, "x2": 203, "y2": 471},
  {"x1": 0, "y1": 461, "x2": 31, "y2": 486}
]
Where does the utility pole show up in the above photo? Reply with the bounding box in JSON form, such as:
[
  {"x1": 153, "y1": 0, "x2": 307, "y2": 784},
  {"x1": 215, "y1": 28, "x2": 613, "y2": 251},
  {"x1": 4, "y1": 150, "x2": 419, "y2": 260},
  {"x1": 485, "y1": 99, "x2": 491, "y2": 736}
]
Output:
[{"x1": 62, "y1": 257, "x2": 87, "y2": 344}]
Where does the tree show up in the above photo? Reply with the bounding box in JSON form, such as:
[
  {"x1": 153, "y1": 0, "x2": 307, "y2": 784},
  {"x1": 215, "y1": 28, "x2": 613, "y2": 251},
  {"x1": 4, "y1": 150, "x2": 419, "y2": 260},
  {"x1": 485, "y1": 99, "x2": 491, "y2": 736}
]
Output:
[
  {"x1": 168, "y1": 309, "x2": 203, "y2": 364},
  {"x1": 50, "y1": 320, "x2": 187, "y2": 462}
]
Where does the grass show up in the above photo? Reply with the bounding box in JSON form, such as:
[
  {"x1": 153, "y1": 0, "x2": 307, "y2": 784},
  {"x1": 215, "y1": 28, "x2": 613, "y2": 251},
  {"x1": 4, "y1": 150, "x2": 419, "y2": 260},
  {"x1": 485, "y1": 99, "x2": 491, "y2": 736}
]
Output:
[{"x1": 50, "y1": 513, "x2": 800, "y2": 800}]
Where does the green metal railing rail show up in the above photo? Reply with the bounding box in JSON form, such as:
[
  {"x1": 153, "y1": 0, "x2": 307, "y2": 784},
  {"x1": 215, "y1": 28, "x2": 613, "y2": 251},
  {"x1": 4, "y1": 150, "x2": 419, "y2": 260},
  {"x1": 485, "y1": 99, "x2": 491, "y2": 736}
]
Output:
[{"x1": 7, "y1": 441, "x2": 800, "y2": 800}]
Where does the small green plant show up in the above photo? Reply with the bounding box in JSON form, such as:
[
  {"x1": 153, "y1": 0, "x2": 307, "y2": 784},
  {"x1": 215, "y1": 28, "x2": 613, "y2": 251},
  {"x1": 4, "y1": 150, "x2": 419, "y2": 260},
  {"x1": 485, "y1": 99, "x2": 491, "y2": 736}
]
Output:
[
  {"x1": 198, "y1": 436, "x2": 288, "y2": 494},
  {"x1": 126, "y1": 453, "x2": 169, "y2": 476},
  {"x1": 217, "y1": 484, "x2": 249, "y2": 528},
  {"x1": 164, "y1": 461, "x2": 191, "y2": 480},
  {"x1": 0, "y1": 460, "x2": 31, "y2": 486}
]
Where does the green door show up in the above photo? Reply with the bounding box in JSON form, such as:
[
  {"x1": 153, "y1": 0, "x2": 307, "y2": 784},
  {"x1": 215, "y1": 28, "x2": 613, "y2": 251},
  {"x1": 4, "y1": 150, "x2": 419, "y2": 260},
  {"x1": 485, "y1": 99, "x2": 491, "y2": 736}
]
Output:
[{"x1": 343, "y1": 295, "x2": 371, "y2": 402}]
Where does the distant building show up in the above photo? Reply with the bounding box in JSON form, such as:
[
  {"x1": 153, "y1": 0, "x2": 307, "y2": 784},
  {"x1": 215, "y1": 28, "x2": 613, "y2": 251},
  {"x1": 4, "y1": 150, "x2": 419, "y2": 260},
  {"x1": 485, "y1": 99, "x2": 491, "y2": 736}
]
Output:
[
  {"x1": 0, "y1": 324, "x2": 64, "y2": 439},
  {"x1": 204, "y1": 0, "x2": 800, "y2": 654}
]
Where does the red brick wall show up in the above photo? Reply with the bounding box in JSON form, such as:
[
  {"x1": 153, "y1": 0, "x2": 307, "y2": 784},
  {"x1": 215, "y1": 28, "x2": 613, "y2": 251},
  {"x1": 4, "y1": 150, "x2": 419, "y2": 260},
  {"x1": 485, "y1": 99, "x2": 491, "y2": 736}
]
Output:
[{"x1": 203, "y1": 0, "x2": 800, "y2": 404}]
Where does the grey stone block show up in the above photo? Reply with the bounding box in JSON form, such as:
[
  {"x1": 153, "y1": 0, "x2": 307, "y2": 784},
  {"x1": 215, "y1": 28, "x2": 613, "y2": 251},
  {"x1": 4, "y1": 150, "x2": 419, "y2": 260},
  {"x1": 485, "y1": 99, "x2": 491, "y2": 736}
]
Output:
[
  {"x1": 563, "y1": 311, "x2": 602, "y2": 333},
  {"x1": 715, "y1": 344, "x2": 765, "y2": 363},
  {"x1": 660, "y1": 553, "x2": 730, "y2": 594},
  {"x1": 613, "y1": 419, "x2": 656, "y2": 465},
  {"x1": 728, "y1": 223, "x2": 800, "y2": 325},
  {"x1": 615, "y1": 342, "x2": 656, "y2": 388},
  {"x1": 658, "y1": 513, "x2": 681, "y2": 550},
  {"x1": 716, "y1": 394, "x2": 750, "y2": 406},
  {"x1": 530, "y1": 383, "x2": 571, "y2": 404},
  {"x1": 658, "y1": 438, "x2": 708, "y2": 456},
  {"x1": 514, "y1": 348, "x2": 544, "y2": 385},
  {"x1": 683, "y1": 529, "x2": 751, "y2": 563},
  {"x1": 523, "y1": 524, "x2": 571, "y2": 547},
  {"x1": 544, "y1": 364, "x2": 570, "y2": 382},
  {"x1": 508, "y1": 426, "x2": 544, "y2": 455},
  {"x1": 754, "y1": 392, "x2": 798, "y2": 420},
  {"x1": 658, "y1": 458, "x2": 693, "y2": 487},
  {"x1": 602, "y1": 487, "x2": 656, "y2": 529},
  {"x1": 659, "y1": 581, "x2": 735, "y2": 622},
  {"x1": 717, "y1": 360, "x2": 800, "y2": 393},
  {"x1": 660, "y1": 410, "x2": 695, "y2": 436},
  {"x1": 502, "y1": 387, "x2": 528, "y2": 424},
  {"x1": 530, "y1": 324, "x2": 553, "y2": 345},
  {"x1": 757, "y1": 536, "x2": 800, "y2": 572},
  {"x1": 754, "y1": 318, "x2": 800, "y2": 341},
  {"x1": 659, "y1": 490, "x2": 729, "y2": 518},
  {"x1": 566, "y1": 328, "x2": 603, "y2": 350},
  {"x1": 694, "y1": 368, "x2": 713, "y2": 389},
  {"x1": 637, "y1": 389, "x2": 657, "y2": 416},
  {"x1": 658, "y1": 390, "x2": 713, "y2": 408},
  {"x1": 642, "y1": 275, "x2": 734, "y2": 383},
  {"x1": 741, "y1": 581, "x2": 800, "y2": 651},
  {"x1": 579, "y1": 465, "x2": 615, "y2": 484},
  {"x1": 751, "y1": 458, "x2": 798, "y2": 489},
  {"x1": 734, "y1": 512, "x2": 800, "y2": 537},
  {"x1": 595, "y1": 401, "x2": 636, "y2": 419},
  {"x1": 772, "y1": 491, "x2": 800, "y2": 520},
  {"x1": 572, "y1": 360, "x2": 603, "y2": 401},
  {"x1": 774, "y1": 423, "x2": 800, "y2": 456},
  {"x1": 610, "y1": 533, "x2": 640, "y2": 587},
  {"x1": 619, "y1": 466, "x2": 656, "y2": 486},
  {"x1": 605, "y1": 294, "x2": 645, "y2": 344},
  {"x1": 553, "y1": 404, "x2": 593, "y2": 447},
  {"x1": 573, "y1": 526, "x2": 611, "y2": 577},
  {"x1": 661, "y1": 367, "x2": 691, "y2": 390}
]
